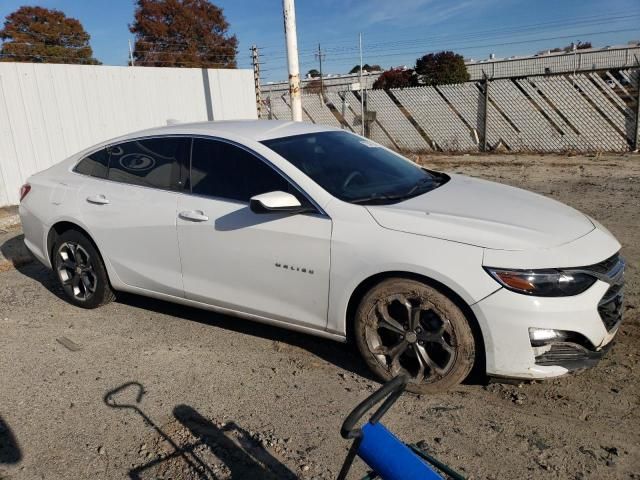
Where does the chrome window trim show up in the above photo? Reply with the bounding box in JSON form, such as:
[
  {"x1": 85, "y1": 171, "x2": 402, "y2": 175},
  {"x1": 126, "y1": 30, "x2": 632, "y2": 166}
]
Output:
[
  {"x1": 71, "y1": 134, "x2": 189, "y2": 193},
  {"x1": 70, "y1": 133, "x2": 328, "y2": 218}
]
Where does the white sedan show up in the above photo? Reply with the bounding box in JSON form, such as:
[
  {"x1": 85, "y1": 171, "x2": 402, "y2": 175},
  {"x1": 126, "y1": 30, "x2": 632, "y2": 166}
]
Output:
[{"x1": 18, "y1": 120, "x2": 624, "y2": 392}]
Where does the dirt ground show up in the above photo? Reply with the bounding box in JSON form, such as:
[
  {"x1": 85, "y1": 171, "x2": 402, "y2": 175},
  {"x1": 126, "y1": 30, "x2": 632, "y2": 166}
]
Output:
[{"x1": 0, "y1": 153, "x2": 639, "y2": 480}]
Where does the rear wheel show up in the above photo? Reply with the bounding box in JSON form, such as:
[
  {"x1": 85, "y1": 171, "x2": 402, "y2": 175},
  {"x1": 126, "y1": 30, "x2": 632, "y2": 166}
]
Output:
[
  {"x1": 52, "y1": 230, "x2": 115, "y2": 309},
  {"x1": 354, "y1": 278, "x2": 476, "y2": 393}
]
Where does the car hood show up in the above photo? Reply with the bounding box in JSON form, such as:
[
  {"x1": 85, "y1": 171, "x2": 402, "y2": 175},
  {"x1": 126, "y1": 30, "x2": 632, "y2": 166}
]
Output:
[{"x1": 366, "y1": 174, "x2": 595, "y2": 251}]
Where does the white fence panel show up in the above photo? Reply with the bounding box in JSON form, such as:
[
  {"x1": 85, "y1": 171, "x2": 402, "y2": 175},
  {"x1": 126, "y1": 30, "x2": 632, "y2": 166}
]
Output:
[{"x1": 0, "y1": 63, "x2": 256, "y2": 206}]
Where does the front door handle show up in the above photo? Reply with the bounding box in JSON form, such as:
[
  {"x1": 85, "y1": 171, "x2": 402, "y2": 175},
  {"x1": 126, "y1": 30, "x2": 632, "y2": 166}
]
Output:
[
  {"x1": 179, "y1": 210, "x2": 209, "y2": 222},
  {"x1": 86, "y1": 194, "x2": 110, "y2": 205}
]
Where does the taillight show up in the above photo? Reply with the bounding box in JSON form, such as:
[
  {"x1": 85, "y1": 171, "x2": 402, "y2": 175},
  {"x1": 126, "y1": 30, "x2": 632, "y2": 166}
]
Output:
[{"x1": 19, "y1": 184, "x2": 31, "y2": 202}]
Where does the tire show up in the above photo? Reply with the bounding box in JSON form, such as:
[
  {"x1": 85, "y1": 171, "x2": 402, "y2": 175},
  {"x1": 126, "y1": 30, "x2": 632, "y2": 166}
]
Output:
[
  {"x1": 354, "y1": 278, "x2": 475, "y2": 393},
  {"x1": 52, "y1": 230, "x2": 115, "y2": 309}
]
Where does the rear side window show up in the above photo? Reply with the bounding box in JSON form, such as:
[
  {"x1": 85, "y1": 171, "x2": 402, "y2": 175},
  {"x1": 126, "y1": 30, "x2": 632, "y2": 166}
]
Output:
[
  {"x1": 74, "y1": 148, "x2": 109, "y2": 179},
  {"x1": 107, "y1": 137, "x2": 189, "y2": 190},
  {"x1": 190, "y1": 139, "x2": 290, "y2": 202}
]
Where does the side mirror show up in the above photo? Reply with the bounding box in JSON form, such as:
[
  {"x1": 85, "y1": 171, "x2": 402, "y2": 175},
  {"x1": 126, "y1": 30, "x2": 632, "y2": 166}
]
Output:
[{"x1": 249, "y1": 191, "x2": 304, "y2": 214}]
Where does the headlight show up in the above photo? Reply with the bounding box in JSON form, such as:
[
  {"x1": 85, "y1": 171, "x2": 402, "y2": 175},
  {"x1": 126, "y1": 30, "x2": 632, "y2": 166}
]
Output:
[{"x1": 484, "y1": 267, "x2": 597, "y2": 297}]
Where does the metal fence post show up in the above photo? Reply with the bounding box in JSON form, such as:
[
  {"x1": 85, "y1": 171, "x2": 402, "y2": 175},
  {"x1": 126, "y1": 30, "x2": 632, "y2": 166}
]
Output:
[
  {"x1": 363, "y1": 89, "x2": 372, "y2": 139},
  {"x1": 635, "y1": 68, "x2": 640, "y2": 151},
  {"x1": 341, "y1": 95, "x2": 347, "y2": 129},
  {"x1": 481, "y1": 74, "x2": 490, "y2": 152}
]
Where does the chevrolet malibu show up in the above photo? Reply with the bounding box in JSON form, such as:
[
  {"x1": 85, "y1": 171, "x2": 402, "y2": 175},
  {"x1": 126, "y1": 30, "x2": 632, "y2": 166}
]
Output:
[{"x1": 18, "y1": 120, "x2": 625, "y2": 392}]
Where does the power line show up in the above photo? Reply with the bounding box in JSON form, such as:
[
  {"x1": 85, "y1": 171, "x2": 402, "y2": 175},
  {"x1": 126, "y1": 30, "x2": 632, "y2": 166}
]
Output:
[
  {"x1": 260, "y1": 26, "x2": 640, "y2": 71},
  {"x1": 318, "y1": 28, "x2": 640, "y2": 62},
  {"x1": 257, "y1": 30, "x2": 640, "y2": 83},
  {"x1": 259, "y1": 18, "x2": 640, "y2": 64},
  {"x1": 301, "y1": 12, "x2": 640, "y2": 54},
  {"x1": 256, "y1": 9, "x2": 640, "y2": 52}
]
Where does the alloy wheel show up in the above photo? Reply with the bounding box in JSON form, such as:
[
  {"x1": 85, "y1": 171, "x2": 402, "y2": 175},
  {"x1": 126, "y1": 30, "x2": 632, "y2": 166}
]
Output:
[
  {"x1": 364, "y1": 293, "x2": 457, "y2": 384},
  {"x1": 56, "y1": 242, "x2": 98, "y2": 302}
]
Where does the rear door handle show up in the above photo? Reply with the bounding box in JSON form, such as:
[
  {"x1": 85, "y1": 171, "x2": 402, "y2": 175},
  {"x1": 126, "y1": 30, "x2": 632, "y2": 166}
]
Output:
[
  {"x1": 86, "y1": 194, "x2": 110, "y2": 205},
  {"x1": 179, "y1": 210, "x2": 209, "y2": 222}
]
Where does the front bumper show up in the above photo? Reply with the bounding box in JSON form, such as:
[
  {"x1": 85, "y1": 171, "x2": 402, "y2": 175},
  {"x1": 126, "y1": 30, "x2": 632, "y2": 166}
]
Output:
[
  {"x1": 472, "y1": 278, "x2": 621, "y2": 379},
  {"x1": 533, "y1": 339, "x2": 614, "y2": 371}
]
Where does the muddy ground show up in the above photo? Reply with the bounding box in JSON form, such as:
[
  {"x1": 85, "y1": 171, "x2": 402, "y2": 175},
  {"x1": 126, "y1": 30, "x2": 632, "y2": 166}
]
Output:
[{"x1": 0, "y1": 153, "x2": 638, "y2": 479}]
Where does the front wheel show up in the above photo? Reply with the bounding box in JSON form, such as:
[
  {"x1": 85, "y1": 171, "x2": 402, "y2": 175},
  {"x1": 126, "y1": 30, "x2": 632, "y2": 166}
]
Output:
[
  {"x1": 354, "y1": 278, "x2": 476, "y2": 393},
  {"x1": 52, "y1": 230, "x2": 115, "y2": 309}
]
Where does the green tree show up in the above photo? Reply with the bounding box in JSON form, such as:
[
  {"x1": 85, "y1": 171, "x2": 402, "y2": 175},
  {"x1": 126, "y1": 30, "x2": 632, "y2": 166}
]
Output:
[
  {"x1": 0, "y1": 6, "x2": 100, "y2": 64},
  {"x1": 564, "y1": 41, "x2": 592, "y2": 52},
  {"x1": 372, "y1": 68, "x2": 418, "y2": 90},
  {"x1": 307, "y1": 68, "x2": 320, "y2": 78},
  {"x1": 415, "y1": 51, "x2": 469, "y2": 86},
  {"x1": 130, "y1": 0, "x2": 237, "y2": 68},
  {"x1": 349, "y1": 63, "x2": 382, "y2": 74}
]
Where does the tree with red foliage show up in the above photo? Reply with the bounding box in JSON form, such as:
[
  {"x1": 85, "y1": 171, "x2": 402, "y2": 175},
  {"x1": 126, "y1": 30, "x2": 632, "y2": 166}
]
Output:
[
  {"x1": 0, "y1": 6, "x2": 100, "y2": 64},
  {"x1": 373, "y1": 68, "x2": 418, "y2": 90},
  {"x1": 130, "y1": 0, "x2": 237, "y2": 68}
]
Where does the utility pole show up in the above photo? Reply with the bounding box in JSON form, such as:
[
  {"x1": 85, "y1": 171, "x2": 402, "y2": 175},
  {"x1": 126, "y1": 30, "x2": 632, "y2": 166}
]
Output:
[
  {"x1": 359, "y1": 32, "x2": 365, "y2": 136},
  {"x1": 128, "y1": 39, "x2": 135, "y2": 66},
  {"x1": 572, "y1": 40, "x2": 579, "y2": 87},
  {"x1": 283, "y1": 0, "x2": 302, "y2": 121},
  {"x1": 315, "y1": 43, "x2": 326, "y2": 97},
  {"x1": 251, "y1": 45, "x2": 263, "y2": 118}
]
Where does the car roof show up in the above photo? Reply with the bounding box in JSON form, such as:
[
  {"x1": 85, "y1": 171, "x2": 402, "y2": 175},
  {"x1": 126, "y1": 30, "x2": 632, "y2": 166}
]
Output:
[{"x1": 110, "y1": 119, "x2": 342, "y2": 144}]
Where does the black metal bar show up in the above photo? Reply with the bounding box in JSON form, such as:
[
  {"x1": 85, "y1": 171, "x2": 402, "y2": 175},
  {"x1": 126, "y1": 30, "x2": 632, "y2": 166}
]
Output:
[
  {"x1": 409, "y1": 444, "x2": 467, "y2": 480},
  {"x1": 340, "y1": 375, "x2": 408, "y2": 440},
  {"x1": 634, "y1": 62, "x2": 640, "y2": 151}
]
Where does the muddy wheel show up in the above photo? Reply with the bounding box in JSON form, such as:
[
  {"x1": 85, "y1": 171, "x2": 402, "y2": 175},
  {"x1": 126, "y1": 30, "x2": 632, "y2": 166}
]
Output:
[{"x1": 354, "y1": 278, "x2": 476, "y2": 393}]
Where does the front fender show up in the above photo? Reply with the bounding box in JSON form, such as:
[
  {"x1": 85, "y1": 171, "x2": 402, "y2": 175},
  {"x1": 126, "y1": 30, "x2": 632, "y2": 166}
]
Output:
[{"x1": 327, "y1": 222, "x2": 500, "y2": 336}]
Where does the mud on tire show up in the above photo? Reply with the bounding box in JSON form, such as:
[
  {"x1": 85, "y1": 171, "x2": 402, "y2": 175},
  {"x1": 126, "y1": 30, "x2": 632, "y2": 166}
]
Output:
[{"x1": 354, "y1": 278, "x2": 476, "y2": 393}]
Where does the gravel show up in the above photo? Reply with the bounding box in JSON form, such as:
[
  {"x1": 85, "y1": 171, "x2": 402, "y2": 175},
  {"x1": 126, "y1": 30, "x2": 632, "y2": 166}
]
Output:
[{"x1": 0, "y1": 153, "x2": 638, "y2": 479}]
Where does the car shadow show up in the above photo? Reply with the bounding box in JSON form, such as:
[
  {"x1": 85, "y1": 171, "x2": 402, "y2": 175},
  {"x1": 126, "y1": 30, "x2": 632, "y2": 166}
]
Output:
[
  {"x1": 4, "y1": 235, "x2": 483, "y2": 388},
  {"x1": 0, "y1": 233, "x2": 35, "y2": 270},
  {"x1": 117, "y1": 291, "x2": 376, "y2": 382},
  {"x1": 2, "y1": 234, "x2": 375, "y2": 383},
  {"x1": 0, "y1": 234, "x2": 67, "y2": 301},
  {"x1": 104, "y1": 382, "x2": 297, "y2": 479},
  {"x1": 0, "y1": 416, "x2": 22, "y2": 465},
  {"x1": 214, "y1": 207, "x2": 289, "y2": 231}
]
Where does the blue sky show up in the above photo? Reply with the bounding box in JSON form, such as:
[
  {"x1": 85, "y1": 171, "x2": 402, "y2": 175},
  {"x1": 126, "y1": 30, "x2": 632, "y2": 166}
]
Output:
[{"x1": 1, "y1": 0, "x2": 639, "y2": 81}]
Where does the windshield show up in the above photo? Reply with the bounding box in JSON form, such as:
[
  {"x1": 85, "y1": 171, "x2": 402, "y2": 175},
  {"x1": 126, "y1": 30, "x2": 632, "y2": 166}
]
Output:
[{"x1": 261, "y1": 131, "x2": 446, "y2": 204}]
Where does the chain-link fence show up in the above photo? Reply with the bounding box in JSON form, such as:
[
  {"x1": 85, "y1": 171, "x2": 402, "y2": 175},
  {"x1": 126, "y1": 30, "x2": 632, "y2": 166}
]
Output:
[{"x1": 260, "y1": 68, "x2": 640, "y2": 153}]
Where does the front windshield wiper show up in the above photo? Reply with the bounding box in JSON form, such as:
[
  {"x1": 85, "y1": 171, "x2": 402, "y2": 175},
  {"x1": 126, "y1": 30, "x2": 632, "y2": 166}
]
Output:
[
  {"x1": 349, "y1": 192, "x2": 419, "y2": 205},
  {"x1": 350, "y1": 178, "x2": 435, "y2": 205},
  {"x1": 401, "y1": 176, "x2": 434, "y2": 198},
  {"x1": 350, "y1": 193, "x2": 403, "y2": 204},
  {"x1": 350, "y1": 172, "x2": 448, "y2": 205}
]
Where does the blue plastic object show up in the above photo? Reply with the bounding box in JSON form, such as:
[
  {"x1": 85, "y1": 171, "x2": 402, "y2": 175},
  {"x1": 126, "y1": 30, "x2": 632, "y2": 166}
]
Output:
[{"x1": 357, "y1": 422, "x2": 443, "y2": 480}]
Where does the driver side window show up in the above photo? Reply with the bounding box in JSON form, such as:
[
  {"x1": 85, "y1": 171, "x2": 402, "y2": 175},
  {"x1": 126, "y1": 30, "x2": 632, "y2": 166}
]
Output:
[{"x1": 190, "y1": 138, "x2": 296, "y2": 203}]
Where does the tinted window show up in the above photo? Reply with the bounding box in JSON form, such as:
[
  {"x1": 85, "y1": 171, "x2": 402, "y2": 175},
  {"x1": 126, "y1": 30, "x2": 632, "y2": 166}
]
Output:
[
  {"x1": 107, "y1": 137, "x2": 189, "y2": 190},
  {"x1": 74, "y1": 148, "x2": 109, "y2": 179},
  {"x1": 190, "y1": 139, "x2": 290, "y2": 202},
  {"x1": 262, "y1": 131, "x2": 444, "y2": 204}
]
